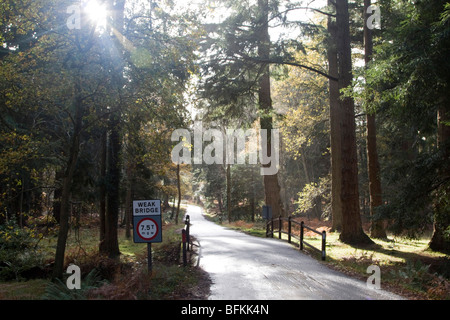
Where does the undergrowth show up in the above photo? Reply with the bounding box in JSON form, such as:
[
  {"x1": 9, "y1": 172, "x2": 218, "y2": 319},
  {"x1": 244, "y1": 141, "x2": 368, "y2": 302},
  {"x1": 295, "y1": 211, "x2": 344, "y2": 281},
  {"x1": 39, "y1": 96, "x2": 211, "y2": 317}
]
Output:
[{"x1": 0, "y1": 206, "x2": 210, "y2": 300}]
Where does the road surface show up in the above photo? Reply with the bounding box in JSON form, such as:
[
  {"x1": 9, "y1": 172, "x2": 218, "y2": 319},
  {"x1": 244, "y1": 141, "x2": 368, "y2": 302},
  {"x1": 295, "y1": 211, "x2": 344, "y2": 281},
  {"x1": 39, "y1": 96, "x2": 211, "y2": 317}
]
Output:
[{"x1": 186, "y1": 204, "x2": 404, "y2": 300}]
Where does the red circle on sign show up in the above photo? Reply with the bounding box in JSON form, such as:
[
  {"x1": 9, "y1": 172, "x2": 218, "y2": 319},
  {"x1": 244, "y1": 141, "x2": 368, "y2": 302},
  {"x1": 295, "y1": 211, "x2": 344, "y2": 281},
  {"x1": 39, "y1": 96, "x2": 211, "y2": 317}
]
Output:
[{"x1": 136, "y1": 218, "x2": 159, "y2": 241}]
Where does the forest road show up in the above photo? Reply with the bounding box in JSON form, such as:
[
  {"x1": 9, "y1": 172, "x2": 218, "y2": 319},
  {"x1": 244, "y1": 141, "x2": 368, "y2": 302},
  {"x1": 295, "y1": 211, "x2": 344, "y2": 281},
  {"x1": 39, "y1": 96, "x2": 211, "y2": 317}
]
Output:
[{"x1": 185, "y1": 204, "x2": 404, "y2": 300}]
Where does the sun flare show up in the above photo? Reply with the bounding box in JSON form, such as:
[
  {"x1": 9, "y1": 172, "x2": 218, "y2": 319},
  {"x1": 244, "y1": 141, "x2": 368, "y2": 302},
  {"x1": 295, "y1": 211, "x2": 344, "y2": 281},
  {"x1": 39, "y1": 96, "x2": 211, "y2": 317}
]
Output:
[{"x1": 84, "y1": 0, "x2": 107, "y2": 30}]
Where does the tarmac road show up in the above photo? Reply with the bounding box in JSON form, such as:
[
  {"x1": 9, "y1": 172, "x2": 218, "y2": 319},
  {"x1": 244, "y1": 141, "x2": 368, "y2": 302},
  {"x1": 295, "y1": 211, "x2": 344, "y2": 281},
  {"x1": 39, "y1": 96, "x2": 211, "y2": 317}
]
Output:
[{"x1": 185, "y1": 204, "x2": 404, "y2": 300}]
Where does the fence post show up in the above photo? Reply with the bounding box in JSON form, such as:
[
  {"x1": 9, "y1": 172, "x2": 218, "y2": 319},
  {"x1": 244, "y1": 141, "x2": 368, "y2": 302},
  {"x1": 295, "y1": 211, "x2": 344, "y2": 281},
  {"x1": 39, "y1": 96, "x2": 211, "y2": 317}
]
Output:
[
  {"x1": 271, "y1": 218, "x2": 274, "y2": 238},
  {"x1": 182, "y1": 229, "x2": 187, "y2": 267},
  {"x1": 288, "y1": 216, "x2": 291, "y2": 244},
  {"x1": 300, "y1": 221, "x2": 304, "y2": 250},
  {"x1": 278, "y1": 216, "x2": 281, "y2": 239},
  {"x1": 185, "y1": 215, "x2": 190, "y2": 251},
  {"x1": 321, "y1": 231, "x2": 326, "y2": 261}
]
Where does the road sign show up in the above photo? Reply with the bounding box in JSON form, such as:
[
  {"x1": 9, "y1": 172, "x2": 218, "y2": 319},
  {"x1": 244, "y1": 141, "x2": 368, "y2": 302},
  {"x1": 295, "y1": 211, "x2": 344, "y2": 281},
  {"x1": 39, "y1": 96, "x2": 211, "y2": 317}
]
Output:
[
  {"x1": 262, "y1": 205, "x2": 272, "y2": 220},
  {"x1": 133, "y1": 200, "x2": 162, "y2": 243},
  {"x1": 136, "y1": 217, "x2": 159, "y2": 241},
  {"x1": 133, "y1": 200, "x2": 161, "y2": 216}
]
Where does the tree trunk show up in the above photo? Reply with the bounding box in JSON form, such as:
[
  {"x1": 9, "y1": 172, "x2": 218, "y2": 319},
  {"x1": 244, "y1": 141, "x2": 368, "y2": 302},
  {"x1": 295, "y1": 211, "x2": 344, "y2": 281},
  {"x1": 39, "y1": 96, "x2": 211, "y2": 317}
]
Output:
[
  {"x1": 366, "y1": 114, "x2": 386, "y2": 238},
  {"x1": 103, "y1": 0, "x2": 125, "y2": 260},
  {"x1": 218, "y1": 193, "x2": 223, "y2": 215},
  {"x1": 124, "y1": 164, "x2": 133, "y2": 239},
  {"x1": 327, "y1": 2, "x2": 342, "y2": 232},
  {"x1": 226, "y1": 163, "x2": 231, "y2": 223},
  {"x1": 99, "y1": 129, "x2": 107, "y2": 253},
  {"x1": 364, "y1": 0, "x2": 386, "y2": 239},
  {"x1": 250, "y1": 193, "x2": 256, "y2": 222},
  {"x1": 257, "y1": 0, "x2": 285, "y2": 218},
  {"x1": 163, "y1": 193, "x2": 170, "y2": 211},
  {"x1": 52, "y1": 170, "x2": 63, "y2": 224},
  {"x1": 105, "y1": 112, "x2": 121, "y2": 259},
  {"x1": 336, "y1": 0, "x2": 372, "y2": 245},
  {"x1": 176, "y1": 164, "x2": 181, "y2": 224},
  {"x1": 53, "y1": 82, "x2": 83, "y2": 280},
  {"x1": 429, "y1": 106, "x2": 450, "y2": 253}
]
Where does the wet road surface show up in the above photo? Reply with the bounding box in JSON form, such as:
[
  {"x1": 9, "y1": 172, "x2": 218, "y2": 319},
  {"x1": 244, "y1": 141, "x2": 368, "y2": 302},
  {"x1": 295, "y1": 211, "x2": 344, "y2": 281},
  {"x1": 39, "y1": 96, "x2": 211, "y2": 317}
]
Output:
[{"x1": 186, "y1": 204, "x2": 404, "y2": 300}]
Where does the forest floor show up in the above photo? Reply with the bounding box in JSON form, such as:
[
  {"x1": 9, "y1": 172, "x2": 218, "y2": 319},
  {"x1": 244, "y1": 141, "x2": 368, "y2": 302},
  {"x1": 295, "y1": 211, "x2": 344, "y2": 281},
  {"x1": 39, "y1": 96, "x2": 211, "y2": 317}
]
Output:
[
  {"x1": 0, "y1": 206, "x2": 211, "y2": 300},
  {"x1": 215, "y1": 216, "x2": 450, "y2": 300}
]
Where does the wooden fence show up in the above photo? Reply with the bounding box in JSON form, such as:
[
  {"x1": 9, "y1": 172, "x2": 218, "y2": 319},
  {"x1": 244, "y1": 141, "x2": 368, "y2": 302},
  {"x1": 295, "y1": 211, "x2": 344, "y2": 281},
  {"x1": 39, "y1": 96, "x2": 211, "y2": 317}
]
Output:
[{"x1": 266, "y1": 216, "x2": 326, "y2": 261}]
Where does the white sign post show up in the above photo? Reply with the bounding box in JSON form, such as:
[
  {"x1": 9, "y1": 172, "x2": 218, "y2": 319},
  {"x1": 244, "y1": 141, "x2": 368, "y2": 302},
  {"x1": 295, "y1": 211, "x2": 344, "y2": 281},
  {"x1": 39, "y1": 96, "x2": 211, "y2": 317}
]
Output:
[{"x1": 133, "y1": 200, "x2": 162, "y2": 273}]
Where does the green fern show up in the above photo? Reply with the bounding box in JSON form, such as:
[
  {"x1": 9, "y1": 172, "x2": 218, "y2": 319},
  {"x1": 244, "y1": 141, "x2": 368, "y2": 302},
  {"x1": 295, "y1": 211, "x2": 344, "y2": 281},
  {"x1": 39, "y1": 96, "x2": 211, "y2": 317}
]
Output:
[{"x1": 42, "y1": 268, "x2": 106, "y2": 300}]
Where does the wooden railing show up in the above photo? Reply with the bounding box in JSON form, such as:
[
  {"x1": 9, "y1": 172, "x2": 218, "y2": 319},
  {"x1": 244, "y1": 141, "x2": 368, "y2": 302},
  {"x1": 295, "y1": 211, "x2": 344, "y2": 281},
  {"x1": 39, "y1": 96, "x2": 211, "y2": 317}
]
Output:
[
  {"x1": 181, "y1": 215, "x2": 200, "y2": 267},
  {"x1": 266, "y1": 216, "x2": 326, "y2": 261}
]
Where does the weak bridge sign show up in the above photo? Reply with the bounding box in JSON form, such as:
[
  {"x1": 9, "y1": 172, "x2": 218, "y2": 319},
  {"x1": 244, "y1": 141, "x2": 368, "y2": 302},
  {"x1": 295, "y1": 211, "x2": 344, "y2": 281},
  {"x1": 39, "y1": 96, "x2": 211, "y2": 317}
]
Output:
[{"x1": 133, "y1": 200, "x2": 162, "y2": 243}]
